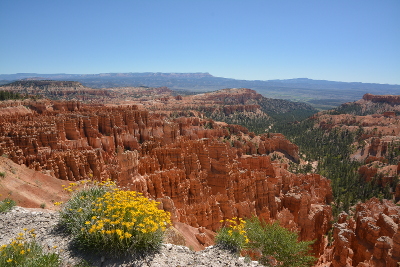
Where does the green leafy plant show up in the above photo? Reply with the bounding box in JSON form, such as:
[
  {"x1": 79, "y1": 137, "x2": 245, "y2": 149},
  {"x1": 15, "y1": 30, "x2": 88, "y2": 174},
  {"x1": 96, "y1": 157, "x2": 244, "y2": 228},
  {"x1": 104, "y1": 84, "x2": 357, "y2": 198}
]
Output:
[
  {"x1": 215, "y1": 217, "x2": 316, "y2": 267},
  {"x1": 245, "y1": 218, "x2": 316, "y2": 267},
  {"x1": 0, "y1": 229, "x2": 60, "y2": 267},
  {"x1": 59, "y1": 179, "x2": 171, "y2": 256},
  {"x1": 215, "y1": 217, "x2": 249, "y2": 253},
  {"x1": 0, "y1": 198, "x2": 16, "y2": 213}
]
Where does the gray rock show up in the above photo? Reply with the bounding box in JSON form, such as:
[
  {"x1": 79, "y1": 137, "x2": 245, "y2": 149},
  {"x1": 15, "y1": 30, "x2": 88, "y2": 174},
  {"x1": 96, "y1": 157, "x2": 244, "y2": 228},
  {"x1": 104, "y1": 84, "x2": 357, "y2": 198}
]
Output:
[{"x1": 0, "y1": 207, "x2": 262, "y2": 266}]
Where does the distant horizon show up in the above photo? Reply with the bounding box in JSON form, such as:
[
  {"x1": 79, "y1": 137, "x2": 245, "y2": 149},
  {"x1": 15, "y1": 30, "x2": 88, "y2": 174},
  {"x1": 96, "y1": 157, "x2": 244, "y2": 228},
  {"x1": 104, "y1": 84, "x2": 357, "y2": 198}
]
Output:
[
  {"x1": 0, "y1": 72, "x2": 399, "y2": 86},
  {"x1": 1, "y1": 1, "x2": 399, "y2": 85}
]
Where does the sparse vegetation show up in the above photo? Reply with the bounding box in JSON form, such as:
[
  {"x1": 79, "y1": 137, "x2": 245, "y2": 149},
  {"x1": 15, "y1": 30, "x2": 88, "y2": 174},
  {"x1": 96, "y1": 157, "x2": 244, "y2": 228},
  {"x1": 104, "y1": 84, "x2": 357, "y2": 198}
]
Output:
[
  {"x1": 0, "y1": 229, "x2": 60, "y2": 267},
  {"x1": 216, "y1": 217, "x2": 316, "y2": 267},
  {"x1": 0, "y1": 198, "x2": 16, "y2": 213},
  {"x1": 0, "y1": 90, "x2": 26, "y2": 101},
  {"x1": 200, "y1": 96, "x2": 317, "y2": 134}
]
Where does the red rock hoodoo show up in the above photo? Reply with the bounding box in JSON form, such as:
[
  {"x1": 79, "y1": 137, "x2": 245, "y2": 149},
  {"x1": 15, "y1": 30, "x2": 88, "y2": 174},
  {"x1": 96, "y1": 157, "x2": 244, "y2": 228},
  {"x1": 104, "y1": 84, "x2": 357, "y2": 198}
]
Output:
[
  {"x1": 322, "y1": 198, "x2": 400, "y2": 267},
  {"x1": 0, "y1": 99, "x2": 332, "y2": 253}
]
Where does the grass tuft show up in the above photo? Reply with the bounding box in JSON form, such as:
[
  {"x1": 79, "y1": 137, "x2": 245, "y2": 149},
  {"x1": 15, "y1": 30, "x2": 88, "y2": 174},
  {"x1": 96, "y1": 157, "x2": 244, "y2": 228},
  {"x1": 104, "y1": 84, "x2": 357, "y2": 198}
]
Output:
[{"x1": 0, "y1": 198, "x2": 16, "y2": 213}]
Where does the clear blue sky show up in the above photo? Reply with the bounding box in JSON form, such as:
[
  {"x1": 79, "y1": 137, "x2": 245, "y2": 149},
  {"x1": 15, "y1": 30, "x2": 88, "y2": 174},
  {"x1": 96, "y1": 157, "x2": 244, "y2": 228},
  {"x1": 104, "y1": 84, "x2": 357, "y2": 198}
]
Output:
[{"x1": 1, "y1": 0, "x2": 399, "y2": 84}]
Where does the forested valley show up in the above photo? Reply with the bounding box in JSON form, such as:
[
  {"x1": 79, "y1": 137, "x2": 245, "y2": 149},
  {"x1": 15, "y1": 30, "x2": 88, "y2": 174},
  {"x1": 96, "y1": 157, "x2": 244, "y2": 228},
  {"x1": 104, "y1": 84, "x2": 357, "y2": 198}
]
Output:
[
  {"x1": 208, "y1": 99, "x2": 400, "y2": 219},
  {"x1": 272, "y1": 119, "x2": 397, "y2": 218}
]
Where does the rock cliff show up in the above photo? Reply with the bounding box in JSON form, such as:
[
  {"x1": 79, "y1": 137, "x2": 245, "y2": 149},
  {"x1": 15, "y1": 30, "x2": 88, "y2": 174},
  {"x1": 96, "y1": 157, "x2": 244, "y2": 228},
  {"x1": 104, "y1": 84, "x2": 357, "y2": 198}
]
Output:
[{"x1": 363, "y1": 93, "x2": 400, "y2": 105}]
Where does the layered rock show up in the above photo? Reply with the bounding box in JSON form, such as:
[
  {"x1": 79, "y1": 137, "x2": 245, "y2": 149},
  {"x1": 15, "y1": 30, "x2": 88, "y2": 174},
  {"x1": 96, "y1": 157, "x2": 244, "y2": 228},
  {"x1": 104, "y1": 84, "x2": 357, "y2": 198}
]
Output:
[{"x1": 363, "y1": 94, "x2": 400, "y2": 105}]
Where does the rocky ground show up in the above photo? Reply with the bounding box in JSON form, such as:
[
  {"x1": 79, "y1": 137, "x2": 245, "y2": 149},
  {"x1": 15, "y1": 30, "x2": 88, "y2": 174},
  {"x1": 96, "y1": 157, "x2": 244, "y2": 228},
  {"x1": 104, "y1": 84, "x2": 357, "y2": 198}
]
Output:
[{"x1": 0, "y1": 206, "x2": 262, "y2": 267}]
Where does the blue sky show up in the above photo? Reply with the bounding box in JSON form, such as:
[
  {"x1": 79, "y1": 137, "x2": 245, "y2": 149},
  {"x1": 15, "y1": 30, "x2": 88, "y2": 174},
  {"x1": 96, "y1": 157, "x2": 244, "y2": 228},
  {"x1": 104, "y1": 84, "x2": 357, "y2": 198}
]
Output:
[{"x1": 1, "y1": 0, "x2": 399, "y2": 84}]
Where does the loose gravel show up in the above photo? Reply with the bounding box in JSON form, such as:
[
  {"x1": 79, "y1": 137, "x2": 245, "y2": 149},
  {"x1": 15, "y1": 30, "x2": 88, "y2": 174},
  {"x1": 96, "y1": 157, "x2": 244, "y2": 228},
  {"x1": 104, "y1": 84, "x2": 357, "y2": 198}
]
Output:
[{"x1": 0, "y1": 207, "x2": 262, "y2": 266}]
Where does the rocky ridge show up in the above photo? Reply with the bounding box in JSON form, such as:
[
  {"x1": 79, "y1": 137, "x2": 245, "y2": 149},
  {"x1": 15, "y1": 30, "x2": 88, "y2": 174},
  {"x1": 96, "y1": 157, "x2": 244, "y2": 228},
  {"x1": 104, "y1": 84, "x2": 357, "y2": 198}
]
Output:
[
  {"x1": 0, "y1": 80, "x2": 112, "y2": 101},
  {"x1": 1, "y1": 82, "x2": 316, "y2": 131}
]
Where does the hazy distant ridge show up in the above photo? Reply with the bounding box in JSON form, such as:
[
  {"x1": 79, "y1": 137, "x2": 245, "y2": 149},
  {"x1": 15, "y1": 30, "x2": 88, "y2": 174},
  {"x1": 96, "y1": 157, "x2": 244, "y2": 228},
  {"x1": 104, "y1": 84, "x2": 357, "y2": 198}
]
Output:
[{"x1": 1, "y1": 72, "x2": 399, "y2": 109}]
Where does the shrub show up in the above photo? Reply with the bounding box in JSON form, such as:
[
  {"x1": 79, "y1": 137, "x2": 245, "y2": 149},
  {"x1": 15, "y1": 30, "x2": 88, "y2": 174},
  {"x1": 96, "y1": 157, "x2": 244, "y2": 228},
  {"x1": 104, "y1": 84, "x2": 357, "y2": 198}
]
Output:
[
  {"x1": 0, "y1": 229, "x2": 60, "y2": 267},
  {"x1": 215, "y1": 217, "x2": 249, "y2": 253},
  {"x1": 245, "y1": 218, "x2": 316, "y2": 267},
  {"x1": 59, "y1": 179, "x2": 171, "y2": 256},
  {"x1": 215, "y1": 217, "x2": 316, "y2": 267},
  {"x1": 0, "y1": 198, "x2": 16, "y2": 213}
]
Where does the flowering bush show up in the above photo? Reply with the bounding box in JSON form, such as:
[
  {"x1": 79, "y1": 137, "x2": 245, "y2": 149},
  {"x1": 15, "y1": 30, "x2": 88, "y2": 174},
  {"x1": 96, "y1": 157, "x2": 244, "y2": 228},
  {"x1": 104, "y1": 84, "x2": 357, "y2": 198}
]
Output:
[
  {"x1": 216, "y1": 217, "x2": 316, "y2": 267},
  {"x1": 59, "y1": 179, "x2": 171, "y2": 256},
  {"x1": 215, "y1": 217, "x2": 249, "y2": 253},
  {"x1": 0, "y1": 229, "x2": 60, "y2": 267}
]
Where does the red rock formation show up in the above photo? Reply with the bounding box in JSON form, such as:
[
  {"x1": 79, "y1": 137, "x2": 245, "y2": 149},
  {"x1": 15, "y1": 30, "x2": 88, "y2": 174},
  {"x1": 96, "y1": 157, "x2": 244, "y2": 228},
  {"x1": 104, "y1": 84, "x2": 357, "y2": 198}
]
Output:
[
  {"x1": 363, "y1": 94, "x2": 400, "y2": 105},
  {"x1": 322, "y1": 198, "x2": 400, "y2": 267},
  {"x1": 0, "y1": 100, "x2": 332, "y2": 257},
  {"x1": 192, "y1": 88, "x2": 263, "y2": 104}
]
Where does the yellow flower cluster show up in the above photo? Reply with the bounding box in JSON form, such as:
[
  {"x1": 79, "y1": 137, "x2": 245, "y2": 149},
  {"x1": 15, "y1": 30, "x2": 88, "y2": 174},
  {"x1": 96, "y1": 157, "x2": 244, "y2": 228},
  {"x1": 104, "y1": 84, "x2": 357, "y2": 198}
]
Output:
[
  {"x1": 63, "y1": 178, "x2": 116, "y2": 193},
  {"x1": 220, "y1": 217, "x2": 249, "y2": 244},
  {"x1": 81, "y1": 189, "x2": 171, "y2": 242},
  {"x1": 0, "y1": 229, "x2": 35, "y2": 264}
]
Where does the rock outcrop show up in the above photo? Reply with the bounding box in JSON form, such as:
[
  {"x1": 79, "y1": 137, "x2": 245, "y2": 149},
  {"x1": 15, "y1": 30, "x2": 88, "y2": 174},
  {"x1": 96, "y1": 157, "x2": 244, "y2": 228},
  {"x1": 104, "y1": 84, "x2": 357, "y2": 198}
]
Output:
[
  {"x1": 0, "y1": 100, "x2": 332, "y2": 253},
  {"x1": 322, "y1": 198, "x2": 400, "y2": 267},
  {"x1": 363, "y1": 94, "x2": 400, "y2": 105}
]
